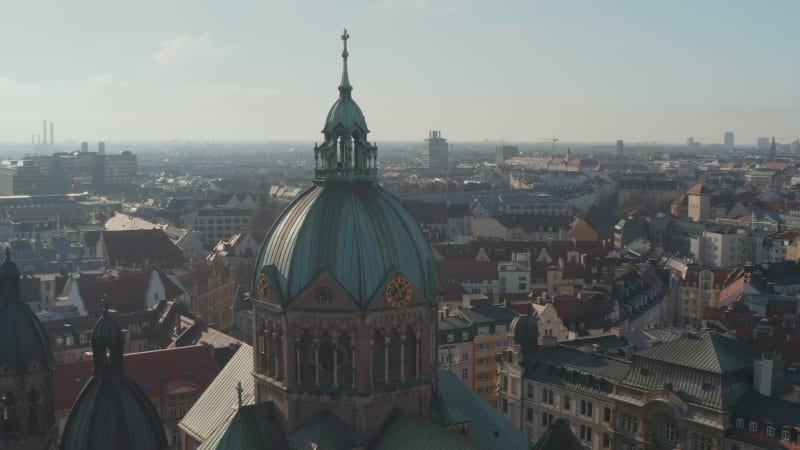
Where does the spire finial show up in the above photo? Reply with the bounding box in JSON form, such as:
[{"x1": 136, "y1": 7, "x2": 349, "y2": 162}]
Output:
[
  {"x1": 4, "y1": 246, "x2": 9, "y2": 261},
  {"x1": 338, "y1": 28, "x2": 352, "y2": 97},
  {"x1": 101, "y1": 294, "x2": 109, "y2": 315},
  {"x1": 341, "y1": 28, "x2": 350, "y2": 59},
  {"x1": 236, "y1": 381, "x2": 244, "y2": 409}
]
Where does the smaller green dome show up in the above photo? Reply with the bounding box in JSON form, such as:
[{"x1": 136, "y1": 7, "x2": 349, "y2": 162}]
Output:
[{"x1": 324, "y1": 96, "x2": 368, "y2": 137}]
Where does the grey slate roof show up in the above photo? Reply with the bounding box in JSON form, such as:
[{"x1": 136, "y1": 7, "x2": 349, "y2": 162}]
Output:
[
  {"x1": 433, "y1": 368, "x2": 529, "y2": 449},
  {"x1": 523, "y1": 346, "x2": 630, "y2": 399},
  {"x1": 179, "y1": 344, "x2": 254, "y2": 443},
  {"x1": 622, "y1": 332, "x2": 759, "y2": 410},
  {"x1": 733, "y1": 394, "x2": 800, "y2": 427},
  {"x1": 634, "y1": 331, "x2": 757, "y2": 374},
  {"x1": 531, "y1": 418, "x2": 584, "y2": 450}
]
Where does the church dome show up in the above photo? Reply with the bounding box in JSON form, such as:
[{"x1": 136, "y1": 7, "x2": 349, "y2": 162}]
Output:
[
  {"x1": 254, "y1": 30, "x2": 436, "y2": 310},
  {"x1": 254, "y1": 182, "x2": 437, "y2": 310},
  {"x1": 324, "y1": 96, "x2": 368, "y2": 137},
  {"x1": 59, "y1": 303, "x2": 168, "y2": 450},
  {"x1": 0, "y1": 249, "x2": 54, "y2": 376},
  {"x1": 508, "y1": 314, "x2": 538, "y2": 348}
]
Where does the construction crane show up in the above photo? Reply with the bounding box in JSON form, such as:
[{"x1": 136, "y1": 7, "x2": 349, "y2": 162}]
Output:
[{"x1": 540, "y1": 137, "x2": 559, "y2": 154}]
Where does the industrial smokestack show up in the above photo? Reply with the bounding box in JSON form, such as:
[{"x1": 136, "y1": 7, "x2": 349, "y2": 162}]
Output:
[
  {"x1": 43, "y1": 120, "x2": 47, "y2": 146},
  {"x1": 50, "y1": 122, "x2": 54, "y2": 147}
]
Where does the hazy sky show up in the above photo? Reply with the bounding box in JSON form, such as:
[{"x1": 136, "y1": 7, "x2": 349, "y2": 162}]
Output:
[{"x1": 1, "y1": 0, "x2": 798, "y2": 145}]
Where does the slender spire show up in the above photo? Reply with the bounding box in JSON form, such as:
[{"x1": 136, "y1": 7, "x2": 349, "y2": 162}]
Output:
[
  {"x1": 4, "y1": 246, "x2": 9, "y2": 262},
  {"x1": 339, "y1": 28, "x2": 352, "y2": 97}
]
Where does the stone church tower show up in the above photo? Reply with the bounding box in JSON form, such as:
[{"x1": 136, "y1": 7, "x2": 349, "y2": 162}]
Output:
[
  {"x1": 250, "y1": 30, "x2": 439, "y2": 441},
  {"x1": 0, "y1": 249, "x2": 57, "y2": 450}
]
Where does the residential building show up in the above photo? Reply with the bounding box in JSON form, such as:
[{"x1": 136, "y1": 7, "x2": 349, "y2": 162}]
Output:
[
  {"x1": 496, "y1": 145, "x2": 520, "y2": 166},
  {"x1": 437, "y1": 294, "x2": 518, "y2": 404},
  {"x1": 180, "y1": 207, "x2": 254, "y2": 249},
  {"x1": 691, "y1": 228, "x2": 747, "y2": 267},
  {"x1": 427, "y1": 130, "x2": 448, "y2": 169}
]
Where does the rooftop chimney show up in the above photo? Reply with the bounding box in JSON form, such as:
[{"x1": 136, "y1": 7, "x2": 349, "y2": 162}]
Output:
[{"x1": 754, "y1": 357, "x2": 774, "y2": 396}]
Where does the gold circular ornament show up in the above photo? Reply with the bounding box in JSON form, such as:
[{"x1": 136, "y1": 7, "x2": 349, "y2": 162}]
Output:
[
  {"x1": 257, "y1": 270, "x2": 271, "y2": 299},
  {"x1": 385, "y1": 275, "x2": 413, "y2": 308}
]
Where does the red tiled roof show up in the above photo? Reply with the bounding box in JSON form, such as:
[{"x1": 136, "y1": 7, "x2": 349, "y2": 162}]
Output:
[
  {"x1": 510, "y1": 303, "x2": 534, "y2": 315},
  {"x1": 494, "y1": 214, "x2": 572, "y2": 232},
  {"x1": 85, "y1": 229, "x2": 183, "y2": 266},
  {"x1": 552, "y1": 296, "x2": 588, "y2": 322},
  {"x1": 438, "y1": 260, "x2": 498, "y2": 281},
  {"x1": 402, "y1": 200, "x2": 448, "y2": 224},
  {"x1": 78, "y1": 272, "x2": 151, "y2": 315},
  {"x1": 77, "y1": 270, "x2": 185, "y2": 316},
  {"x1": 765, "y1": 162, "x2": 791, "y2": 170},
  {"x1": 54, "y1": 345, "x2": 218, "y2": 412},
  {"x1": 440, "y1": 280, "x2": 468, "y2": 302},
  {"x1": 433, "y1": 240, "x2": 607, "y2": 264},
  {"x1": 687, "y1": 183, "x2": 711, "y2": 195}
]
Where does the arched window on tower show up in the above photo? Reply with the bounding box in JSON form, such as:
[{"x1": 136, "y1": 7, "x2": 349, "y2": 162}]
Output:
[
  {"x1": 404, "y1": 327, "x2": 418, "y2": 380},
  {"x1": 266, "y1": 323, "x2": 276, "y2": 377},
  {"x1": 257, "y1": 319, "x2": 267, "y2": 373},
  {"x1": 299, "y1": 331, "x2": 314, "y2": 387},
  {"x1": 316, "y1": 332, "x2": 345, "y2": 386},
  {"x1": 1, "y1": 392, "x2": 18, "y2": 433},
  {"x1": 28, "y1": 389, "x2": 39, "y2": 431},
  {"x1": 272, "y1": 324, "x2": 283, "y2": 381},
  {"x1": 387, "y1": 328, "x2": 402, "y2": 383},
  {"x1": 372, "y1": 330, "x2": 387, "y2": 386}
]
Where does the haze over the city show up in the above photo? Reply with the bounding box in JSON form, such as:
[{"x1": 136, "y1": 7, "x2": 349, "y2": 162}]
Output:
[{"x1": 1, "y1": 0, "x2": 798, "y2": 144}]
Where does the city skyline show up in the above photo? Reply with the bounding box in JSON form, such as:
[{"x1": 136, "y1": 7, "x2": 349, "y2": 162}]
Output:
[{"x1": 1, "y1": 0, "x2": 798, "y2": 144}]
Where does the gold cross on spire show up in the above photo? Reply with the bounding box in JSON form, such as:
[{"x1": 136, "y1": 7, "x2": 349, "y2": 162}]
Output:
[{"x1": 341, "y1": 28, "x2": 350, "y2": 59}]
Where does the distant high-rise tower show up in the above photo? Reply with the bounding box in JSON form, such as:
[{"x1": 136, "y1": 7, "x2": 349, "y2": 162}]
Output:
[
  {"x1": 723, "y1": 132, "x2": 734, "y2": 149},
  {"x1": 616, "y1": 139, "x2": 624, "y2": 157},
  {"x1": 49, "y1": 122, "x2": 54, "y2": 147},
  {"x1": 757, "y1": 137, "x2": 770, "y2": 150},
  {"x1": 81, "y1": 142, "x2": 89, "y2": 153},
  {"x1": 42, "y1": 120, "x2": 47, "y2": 146},
  {"x1": 98, "y1": 141, "x2": 106, "y2": 154},
  {"x1": 495, "y1": 145, "x2": 519, "y2": 165},
  {"x1": 427, "y1": 130, "x2": 448, "y2": 169}
]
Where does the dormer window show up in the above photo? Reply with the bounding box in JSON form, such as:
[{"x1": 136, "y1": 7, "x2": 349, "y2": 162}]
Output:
[
  {"x1": 749, "y1": 421, "x2": 758, "y2": 432},
  {"x1": 767, "y1": 425, "x2": 775, "y2": 437},
  {"x1": 735, "y1": 418, "x2": 744, "y2": 429}
]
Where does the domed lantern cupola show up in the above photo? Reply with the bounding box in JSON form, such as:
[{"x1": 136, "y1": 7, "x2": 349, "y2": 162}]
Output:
[
  {"x1": 314, "y1": 29, "x2": 379, "y2": 182},
  {"x1": 60, "y1": 297, "x2": 169, "y2": 450}
]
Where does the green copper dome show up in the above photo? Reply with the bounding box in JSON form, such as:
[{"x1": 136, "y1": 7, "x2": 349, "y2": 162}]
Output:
[
  {"x1": 253, "y1": 183, "x2": 437, "y2": 310},
  {"x1": 324, "y1": 96, "x2": 368, "y2": 137}
]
